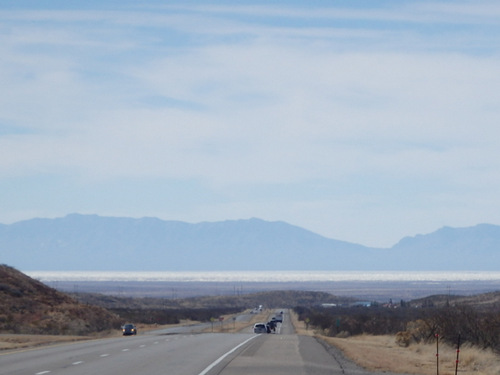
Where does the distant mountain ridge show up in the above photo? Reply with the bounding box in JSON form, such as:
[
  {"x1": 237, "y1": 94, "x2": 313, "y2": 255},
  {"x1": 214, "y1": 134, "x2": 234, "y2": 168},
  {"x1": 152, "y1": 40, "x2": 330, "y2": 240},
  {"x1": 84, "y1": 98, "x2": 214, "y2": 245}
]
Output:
[{"x1": 0, "y1": 214, "x2": 499, "y2": 271}]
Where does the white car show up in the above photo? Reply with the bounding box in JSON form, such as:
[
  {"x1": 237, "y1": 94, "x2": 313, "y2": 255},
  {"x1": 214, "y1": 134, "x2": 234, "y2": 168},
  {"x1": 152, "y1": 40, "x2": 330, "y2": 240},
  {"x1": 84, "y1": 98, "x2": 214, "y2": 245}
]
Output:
[{"x1": 253, "y1": 323, "x2": 268, "y2": 334}]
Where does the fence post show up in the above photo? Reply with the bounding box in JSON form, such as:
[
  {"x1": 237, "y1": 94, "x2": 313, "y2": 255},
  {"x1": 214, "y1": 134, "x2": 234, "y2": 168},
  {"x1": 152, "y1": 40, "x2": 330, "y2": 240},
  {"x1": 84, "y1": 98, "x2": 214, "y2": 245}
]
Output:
[
  {"x1": 435, "y1": 333, "x2": 439, "y2": 375},
  {"x1": 454, "y1": 334, "x2": 461, "y2": 375}
]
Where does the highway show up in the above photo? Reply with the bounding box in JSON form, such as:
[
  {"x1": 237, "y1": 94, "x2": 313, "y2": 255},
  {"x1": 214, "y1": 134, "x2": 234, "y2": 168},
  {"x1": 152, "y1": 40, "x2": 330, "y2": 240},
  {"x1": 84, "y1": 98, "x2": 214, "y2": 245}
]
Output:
[{"x1": 0, "y1": 310, "x2": 374, "y2": 375}]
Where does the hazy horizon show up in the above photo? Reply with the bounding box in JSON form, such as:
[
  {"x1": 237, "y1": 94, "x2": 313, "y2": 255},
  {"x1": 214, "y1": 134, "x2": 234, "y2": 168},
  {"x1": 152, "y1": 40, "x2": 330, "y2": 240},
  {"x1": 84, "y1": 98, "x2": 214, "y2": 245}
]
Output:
[
  {"x1": 26, "y1": 270, "x2": 500, "y2": 301},
  {"x1": 27, "y1": 270, "x2": 500, "y2": 283}
]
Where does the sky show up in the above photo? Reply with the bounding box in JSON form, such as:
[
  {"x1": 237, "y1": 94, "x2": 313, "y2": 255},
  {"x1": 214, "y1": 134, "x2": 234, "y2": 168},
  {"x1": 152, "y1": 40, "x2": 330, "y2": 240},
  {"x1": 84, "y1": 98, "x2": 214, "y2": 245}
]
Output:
[{"x1": 1, "y1": 1, "x2": 500, "y2": 248}]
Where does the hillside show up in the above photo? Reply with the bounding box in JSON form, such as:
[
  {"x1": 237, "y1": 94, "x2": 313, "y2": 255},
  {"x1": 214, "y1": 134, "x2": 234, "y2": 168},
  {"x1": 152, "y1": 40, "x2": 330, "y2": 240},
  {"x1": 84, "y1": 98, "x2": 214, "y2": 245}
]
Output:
[
  {"x1": 409, "y1": 290, "x2": 500, "y2": 310},
  {"x1": 0, "y1": 265, "x2": 121, "y2": 335},
  {"x1": 1, "y1": 214, "x2": 500, "y2": 270}
]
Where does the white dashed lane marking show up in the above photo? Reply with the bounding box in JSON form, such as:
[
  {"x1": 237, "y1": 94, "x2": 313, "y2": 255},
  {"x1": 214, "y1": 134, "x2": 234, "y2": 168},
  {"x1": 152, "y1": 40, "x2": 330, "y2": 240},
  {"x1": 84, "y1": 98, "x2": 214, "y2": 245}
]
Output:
[{"x1": 36, "y1": 336, "x2": 175, "y2": 375}]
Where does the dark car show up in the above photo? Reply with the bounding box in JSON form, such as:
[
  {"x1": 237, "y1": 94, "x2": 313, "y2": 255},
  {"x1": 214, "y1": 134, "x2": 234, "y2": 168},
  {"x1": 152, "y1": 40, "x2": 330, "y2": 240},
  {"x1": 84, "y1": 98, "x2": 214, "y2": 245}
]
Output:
[
  {"x1": 122, "y1": 323, "x2": 137, "y2": 335},
  {"x1": 267, "y1": 320, "x2": 276, "y2": 332}
]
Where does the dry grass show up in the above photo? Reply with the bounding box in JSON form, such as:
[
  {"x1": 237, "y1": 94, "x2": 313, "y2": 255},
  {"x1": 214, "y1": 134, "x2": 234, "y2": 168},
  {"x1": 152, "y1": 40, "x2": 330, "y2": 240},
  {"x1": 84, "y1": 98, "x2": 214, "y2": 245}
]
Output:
[
  {"x1": 0, "y1": 334, "x2": 91, "y2": 351},
  {"x1": 201, "y1": 309, "x2": 271, "y2": 333},
  {"x1": 289, "y1": 311, "x2": 500, "y2": 375},
  {"x1": 289, "y1": 310, "x2": 314, "y2": 337},
  {"x1": 324, "y1": 336, "x2": 499, "y2": 375}
]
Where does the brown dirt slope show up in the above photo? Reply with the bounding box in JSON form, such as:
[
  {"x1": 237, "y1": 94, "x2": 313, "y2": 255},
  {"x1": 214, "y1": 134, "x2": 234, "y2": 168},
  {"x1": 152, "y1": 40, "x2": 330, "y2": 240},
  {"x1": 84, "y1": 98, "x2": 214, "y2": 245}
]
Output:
[{"x1": 0, "y1": 264, "x2": 121, "y2": 335}]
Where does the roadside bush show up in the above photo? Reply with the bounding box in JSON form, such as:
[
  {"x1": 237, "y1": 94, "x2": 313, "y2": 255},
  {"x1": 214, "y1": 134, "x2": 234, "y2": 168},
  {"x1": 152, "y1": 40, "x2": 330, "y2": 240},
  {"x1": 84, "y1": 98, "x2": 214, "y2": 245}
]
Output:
[
  {"x1": 335, "y1": 330, "x2": 350, "y2": 338},
  {"x1": 295, "y1": 305, "x2": 413, "y2": 337},
  {"x1": 395, "y1": 331, "x2": 411, "y2": 347},
  {"x1": 405, "y1": 319, "x2": 433, "y2": 342}
]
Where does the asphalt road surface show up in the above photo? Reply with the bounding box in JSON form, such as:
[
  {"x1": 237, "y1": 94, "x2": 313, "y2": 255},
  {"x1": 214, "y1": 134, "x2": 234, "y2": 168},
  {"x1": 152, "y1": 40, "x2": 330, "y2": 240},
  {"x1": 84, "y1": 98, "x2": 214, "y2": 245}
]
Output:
[{"x1": 0, "y1": 310, "x2": 386, "y2": 375}]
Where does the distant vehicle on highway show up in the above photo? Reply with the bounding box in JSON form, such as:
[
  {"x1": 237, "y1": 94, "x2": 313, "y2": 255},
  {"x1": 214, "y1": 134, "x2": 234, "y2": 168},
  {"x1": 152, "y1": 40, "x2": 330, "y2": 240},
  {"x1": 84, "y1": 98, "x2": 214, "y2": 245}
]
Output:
[
  {"x1": 122, "y1": 323, "x2": 137, "y2": 335},
  {"x1": 272, "y1": 315, "x2": 283, "y2": 323},
  {"x1": 251, "y1": 305, "x2": 264, "y2": 314},
  {"x1": 267, "y1": 320, "x2": 276, "y2": 332},
  {"x1": 253, "y1": 323, "x2": 268, "y2": 334}
]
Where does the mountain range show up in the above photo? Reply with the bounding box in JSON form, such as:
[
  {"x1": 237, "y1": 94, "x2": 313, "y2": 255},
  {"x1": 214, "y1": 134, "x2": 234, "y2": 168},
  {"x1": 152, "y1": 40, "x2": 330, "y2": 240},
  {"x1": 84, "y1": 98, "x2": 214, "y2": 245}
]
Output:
[{"x1": 1, "y1": 214, "x2": 499, "y2": 271}]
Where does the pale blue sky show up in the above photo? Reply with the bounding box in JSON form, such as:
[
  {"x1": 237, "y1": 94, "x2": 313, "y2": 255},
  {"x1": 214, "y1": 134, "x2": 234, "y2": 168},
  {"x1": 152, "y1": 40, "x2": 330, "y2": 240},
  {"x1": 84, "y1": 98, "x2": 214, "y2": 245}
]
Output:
[{"x1": 2, "y1": 1, "x2": 500, "y2": 247}]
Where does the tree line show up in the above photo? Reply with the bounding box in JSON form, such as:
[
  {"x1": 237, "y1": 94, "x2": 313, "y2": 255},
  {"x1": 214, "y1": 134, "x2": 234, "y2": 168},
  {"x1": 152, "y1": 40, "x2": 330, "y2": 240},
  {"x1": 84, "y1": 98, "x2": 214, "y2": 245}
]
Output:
[
  {"x1": 110, "y1": 307, "x2": 242, "y2": 325},
  {"x1": 294, "y1": 303, "x2": 500, "y2": 352}
]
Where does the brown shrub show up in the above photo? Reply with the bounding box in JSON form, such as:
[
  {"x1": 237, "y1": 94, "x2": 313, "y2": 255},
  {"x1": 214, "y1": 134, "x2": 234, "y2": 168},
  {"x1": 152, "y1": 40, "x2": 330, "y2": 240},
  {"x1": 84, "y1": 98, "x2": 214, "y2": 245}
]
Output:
[{"x1": 395, "y1": 331, "x2": 411, "y2": 347}]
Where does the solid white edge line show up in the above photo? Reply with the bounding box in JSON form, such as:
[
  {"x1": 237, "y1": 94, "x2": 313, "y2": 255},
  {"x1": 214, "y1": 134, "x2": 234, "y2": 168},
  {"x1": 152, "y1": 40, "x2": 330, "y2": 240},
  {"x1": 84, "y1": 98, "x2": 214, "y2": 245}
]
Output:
[{"x1": 197, "y1": 335, "x2": 258, "y2": 375}]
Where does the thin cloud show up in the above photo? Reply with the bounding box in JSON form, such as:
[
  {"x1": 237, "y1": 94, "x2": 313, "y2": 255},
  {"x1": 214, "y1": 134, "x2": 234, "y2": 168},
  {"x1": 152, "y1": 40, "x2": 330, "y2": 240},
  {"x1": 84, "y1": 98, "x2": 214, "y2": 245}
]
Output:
[{"x1": 1, "y1": 1, "x2": 500, "y2": 247}]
